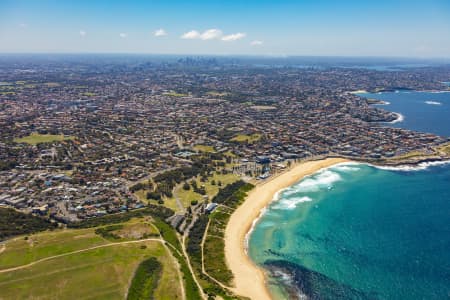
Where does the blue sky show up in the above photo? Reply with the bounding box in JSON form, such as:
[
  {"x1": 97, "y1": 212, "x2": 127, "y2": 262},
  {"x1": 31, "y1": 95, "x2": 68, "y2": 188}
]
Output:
[{"x1": 0, "y1": 0, "x2": 449, "y2": 57}]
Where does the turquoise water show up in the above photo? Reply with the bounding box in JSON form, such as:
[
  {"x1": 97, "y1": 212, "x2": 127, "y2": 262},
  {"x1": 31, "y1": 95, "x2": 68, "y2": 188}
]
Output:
[
  {"x1": 358, "y1": 90, "x2": 450, "y2": 137},
  {"x1": 248, "y1": 162, "x2": 450, "y2": 299}
]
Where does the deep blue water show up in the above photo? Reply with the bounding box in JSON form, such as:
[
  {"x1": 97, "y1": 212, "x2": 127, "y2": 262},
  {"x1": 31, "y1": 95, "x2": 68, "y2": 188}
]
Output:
[
  {"x1": 248, "y1": 163, "x2": 450, "y2": 300},
  {"x1": 358, "y1": 90, "x2": 450, "y2": 137}
]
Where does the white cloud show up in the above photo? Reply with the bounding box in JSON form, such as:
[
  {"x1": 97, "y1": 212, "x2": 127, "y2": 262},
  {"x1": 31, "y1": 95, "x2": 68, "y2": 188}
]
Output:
[
  {"x1": 251, "y1": 40, "x2": 263, "y2": 46},
  {"x1": 181, "y1": 29, "x2": 223, "y2": 40},
  {"x1": 19, "y1": 23, "x2": 27, "y2": 29},
  {"x1": 181, "y1": 29, "x2": 248, "y2": 42},
  {"x1": 221, "y1": 32, "x2": 246, "y2": 42},
  {"x1": 79, "y1": 30, "x2": 87, "y2": 37},
  {"x1": 181, "y1": 30, "x2": 201, "y2": 39},
  {"x1": 200, "y1": 29, "x2": 222, "y2": 40},
  {"x1": 154, "y1": 28, "x2": 167, "y2": 37},
  {"x1": 119, "y1": 33, "x2": 127, "y2": 38}
]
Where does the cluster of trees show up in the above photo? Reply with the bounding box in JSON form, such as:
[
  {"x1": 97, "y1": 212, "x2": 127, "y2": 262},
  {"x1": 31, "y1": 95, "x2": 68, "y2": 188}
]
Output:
[
  {"x1": 126, "y1": 257, "x2": 162, "y2": 300},
  {"x1": 146, "y1": 191, "x2": 162, "y2": 201},
  {"x1": 190, "y1": 181, "x2": 206, "y2": 195},
  {"x1": 152, "y1": 156, "x2": 215, "y2": 198},
  {"x1": 211, "y1": 180, "x2": 251, "y2": 207},
  {"x1": 186, "y1": 215, "x2": 209, "y2": 266},
  {"x1": 132, "y1": 154, "x2": 229, "y2": 205},
  {"x1": 0, "y1": 208, "x2": 57, "y2": 240},
  {"x1": 129, "y1": 181, "x2": 152, "y2": 193},
  {"x1": 68, "y1": 205, "x2": 174, "y2": 229}
]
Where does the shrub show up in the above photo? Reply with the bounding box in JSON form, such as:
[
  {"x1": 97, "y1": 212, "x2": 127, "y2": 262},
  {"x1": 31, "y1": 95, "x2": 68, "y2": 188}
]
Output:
[{"x1": 127, "y1": 257, "x2": 162, "y2": 300}]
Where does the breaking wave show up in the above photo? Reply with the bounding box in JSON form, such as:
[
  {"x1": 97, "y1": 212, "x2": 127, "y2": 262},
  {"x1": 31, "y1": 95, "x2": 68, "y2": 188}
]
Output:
[
  {"x1": 332, "y1": 163, "x2": 361, "y2": 172},
  {"x1": 388, "y1": 112, "x2": 404, "y2": 124},
  {"x1": 371, "y1": 160, "x2": 450, "y2": 172},
  {"x1": 425, "y1": 100, "x2": 442, "y2": 105},
  {"x1": 292, "y1": 169, "x2": 342, "y2": 193},
  {"x1": 272, "y1": 196, "x2": 313, "y2": 210}
]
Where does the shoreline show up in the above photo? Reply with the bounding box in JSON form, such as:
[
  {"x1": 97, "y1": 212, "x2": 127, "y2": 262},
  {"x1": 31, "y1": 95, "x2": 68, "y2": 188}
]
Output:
[
  {"x1": 387, "y1": 112, "x2": 404, "y2": 124},
  {"x1": 224, "y1": 157, "x2": 349, "y2": 300}
]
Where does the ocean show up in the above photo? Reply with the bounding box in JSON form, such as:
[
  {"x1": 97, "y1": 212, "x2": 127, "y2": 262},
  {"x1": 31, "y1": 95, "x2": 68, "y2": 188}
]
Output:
[
  {"x1": 357, "y1": 90, "x2": 450, "y2": 137},
  {"x1": 248, "y1": 90, "x2": 450, "y2": 299}
]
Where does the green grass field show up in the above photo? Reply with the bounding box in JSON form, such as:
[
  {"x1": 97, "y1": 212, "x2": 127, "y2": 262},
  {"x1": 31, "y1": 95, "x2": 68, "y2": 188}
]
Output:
[
  {"x1": 205, "y1": 91, "x2": 228, "y2": 97},
  {"x1": 230, "y1": 133, "x2": 261, "y2": 143},
  {"x1": 14, "y1": 133, "x2": 75, "y2": 145},
  {"x1": 164, "y1": 91, "x2": 188, "y2": 97},
  {"x1": 0, "y1": 228, "x2": 108, "y2": 269},
  {"x1": 193, "y1": 144, "x2": 215, "y2": 153},
  {"x1": 388, "y1": 150, "x2": 427, "y2": 161},
  {"x1": 437, "y1": 142, "x2": 450, "y2": 155},
  {"x1": 0, "y1": 241, "x2": 180, "y2": 300},
  {"x1": 0, "y1": 219, "x2": 182, "y2": 300}
]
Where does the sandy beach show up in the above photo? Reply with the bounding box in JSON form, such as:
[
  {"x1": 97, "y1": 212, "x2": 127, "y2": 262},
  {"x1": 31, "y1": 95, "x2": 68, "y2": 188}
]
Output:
[
  {"x1": 349, "y1": 89, "x2": 367, "y2": 94},
  {"x1": 224, "y1": 157, "x2": 349, "y2": 300}
]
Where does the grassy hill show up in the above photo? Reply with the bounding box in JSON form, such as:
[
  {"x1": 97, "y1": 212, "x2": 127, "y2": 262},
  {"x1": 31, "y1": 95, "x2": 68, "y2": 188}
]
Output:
[{"x1": 0, "y1": 218, "x2": 182, "y2": 300}]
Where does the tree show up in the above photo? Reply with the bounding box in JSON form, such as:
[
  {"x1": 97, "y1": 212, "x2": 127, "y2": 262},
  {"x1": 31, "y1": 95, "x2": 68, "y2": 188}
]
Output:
[
  {"x1": 147, "y1": 191, "x2": 161, "y2": 200},
  {"x1": 183, "y1": 182, "x2": 190, "y2": 190}
]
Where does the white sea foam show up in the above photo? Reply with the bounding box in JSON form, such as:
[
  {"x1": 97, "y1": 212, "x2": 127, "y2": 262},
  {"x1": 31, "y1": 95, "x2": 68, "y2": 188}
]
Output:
[
  {"x1": 371, "y1": 160, "x2": 450, "y2": 172},
  {"x1": 293, "y1": 169, "x2": 342, "y2": 192},
  {"x1": 244, "y1": 206, "x2": 268, "y2": 253},
  {"x1": 272, "y1": 196, "x2": 313, "y2": 210},
  {"x1": 332, "y1": 164, "x2": 361, "y2": 172},
  {"x1": 281, "y1": 186, "x2": 302, "y2": 197},
  {"x1": 425, "y1": 101, "x2": 442, "y2": 105},
  {"x1": 388, "y1": 112, "x2": 404, "y2": 124}
]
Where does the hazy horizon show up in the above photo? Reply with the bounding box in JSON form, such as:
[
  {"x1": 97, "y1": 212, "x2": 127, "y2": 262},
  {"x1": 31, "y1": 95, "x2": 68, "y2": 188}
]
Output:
[{"x1": 1, "y1": 0, "x2": 450, "y2": 58}]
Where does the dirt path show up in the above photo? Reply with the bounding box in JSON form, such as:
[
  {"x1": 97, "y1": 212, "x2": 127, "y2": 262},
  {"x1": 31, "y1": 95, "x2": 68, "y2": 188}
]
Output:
[
  {"x1": 181, "y1": 234, "x2": 207, "y2": 300},
  {"x1": 172, "y1": 183, "x2": 186, "y2": 212},
  {"x1": 161, "y1": 240, "x2": 186, "y2": 300},
  {"x1": 0, "y1": 238, "x2": 163, "y2": 274}
]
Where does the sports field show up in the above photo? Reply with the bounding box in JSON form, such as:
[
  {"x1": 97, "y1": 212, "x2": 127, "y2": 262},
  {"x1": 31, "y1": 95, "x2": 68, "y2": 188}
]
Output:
[{"x1": 14, "y1": 133, "x2": 75, "y2": 145}]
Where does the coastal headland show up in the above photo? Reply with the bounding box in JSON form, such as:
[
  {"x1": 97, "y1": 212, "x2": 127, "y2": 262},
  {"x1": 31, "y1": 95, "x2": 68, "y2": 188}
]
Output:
[{"x1": 224, "y1": 157, "x2": 349, "y2": 300}]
